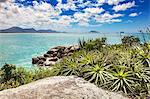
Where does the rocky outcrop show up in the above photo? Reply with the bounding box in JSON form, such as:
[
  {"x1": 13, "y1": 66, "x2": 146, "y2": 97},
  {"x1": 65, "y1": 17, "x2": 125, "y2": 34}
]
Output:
[
  {"x1": 32, "y1": 45, "x2": 80, "y2": 66},
  {"x1": 0, "y1": 76, "x2": 128, "y2": 99}
]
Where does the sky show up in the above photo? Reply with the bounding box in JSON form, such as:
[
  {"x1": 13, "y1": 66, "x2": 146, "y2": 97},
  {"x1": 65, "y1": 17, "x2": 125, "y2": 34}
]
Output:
[{"x1": 0, "y1": 0, "x2": 149, "y2": 33}]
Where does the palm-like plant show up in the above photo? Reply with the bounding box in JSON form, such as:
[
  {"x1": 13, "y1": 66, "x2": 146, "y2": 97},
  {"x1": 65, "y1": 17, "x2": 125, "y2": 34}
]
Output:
[
  {"x1": 131, "y1": 62, "x2": 150, "y2": 95},
  {"x1": 83, "y1": 62, "x2": 112, "y2": 86},
  {"x1": 79, "y1": 51, "x2": 97, "y2": 66},
  {"x1": 134, "y1": 46, "x2": 150, "y2": 67},
  {"x1": 57, "y1": 58, "x2": 81, "y2": 76},
  {"x1": 107, "y1": 66, "x2": 135, "y2": 94}
]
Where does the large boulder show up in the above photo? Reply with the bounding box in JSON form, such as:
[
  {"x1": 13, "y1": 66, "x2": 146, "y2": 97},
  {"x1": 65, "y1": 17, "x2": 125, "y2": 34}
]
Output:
[
  {"x1": 73, "y1": 45, "x2": 80, "y2": 50},
  {"x1": 37, "y1": 56, "x2": 46, "y2": 61},
  {"x1": 43, "y1": 54, "x2": 51, "y2": 58},
  {"x1": 47, "y1": 49, "x2": 58, "y2": 54},
  {"x1": 32, "y1": 57, "x2": 39, "y2": 64},
  {"x1": 47, "y1": 46, "x2": 66, "y2": 54},
  {"x1": 0, "y1": 76, "x2": 128, "y2": 99},
  {"x1": 52, "y1": 46, "x2": 66, "y2": 50},
  {"x1": 36, "y1": 60, "x2": 44, "y2": 66},
  {"x1": 44, "y1": 61, "x2": 56, "y2": 66},
  {"x1": 43, "y1": 57, "x2": 58, "y2": 66},
  {"x1": 46, "y1": 57, "x2": 58, "y2": 62}
]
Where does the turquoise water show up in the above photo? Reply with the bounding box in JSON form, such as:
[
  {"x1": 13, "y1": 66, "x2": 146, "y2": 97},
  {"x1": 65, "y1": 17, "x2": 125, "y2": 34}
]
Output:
[{"x1": 0, "y1": 33, "x2": 150, "y2": 68}]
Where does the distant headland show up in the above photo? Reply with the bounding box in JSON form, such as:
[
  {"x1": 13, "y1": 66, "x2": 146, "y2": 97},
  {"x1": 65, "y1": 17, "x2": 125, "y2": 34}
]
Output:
[{"x1": 0, "y1": 27, "x2": 61, "y2": 33}]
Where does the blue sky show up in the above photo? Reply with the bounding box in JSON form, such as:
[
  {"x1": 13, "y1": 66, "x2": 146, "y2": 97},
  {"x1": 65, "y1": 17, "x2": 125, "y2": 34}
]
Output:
[{"x1": 0, "y1": 0, "x2": 149, "y2": 33}]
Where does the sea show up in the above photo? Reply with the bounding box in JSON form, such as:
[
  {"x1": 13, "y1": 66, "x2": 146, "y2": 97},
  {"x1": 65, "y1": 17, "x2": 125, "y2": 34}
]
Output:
[{"x1": 0, "y1": 33, "x2": 150, "y2": 68}]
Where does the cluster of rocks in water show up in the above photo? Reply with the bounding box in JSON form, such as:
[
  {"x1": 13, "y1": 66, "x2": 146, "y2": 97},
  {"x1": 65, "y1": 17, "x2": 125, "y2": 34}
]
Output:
[{"x1": 32, "y1": 45, "x2": 80, "y2": 66}]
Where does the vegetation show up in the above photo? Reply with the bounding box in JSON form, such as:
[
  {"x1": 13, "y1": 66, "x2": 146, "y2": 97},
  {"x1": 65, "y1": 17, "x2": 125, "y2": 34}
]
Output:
[
  {"x1": 0, "y1": 35, "x2": 150, "y2": 98},
  {"x1": 0, "y1": 64, "x2": 52, "y2": 90},
  {"x1": 121, "y1": 36, "x2": 140, "y2": 46}
]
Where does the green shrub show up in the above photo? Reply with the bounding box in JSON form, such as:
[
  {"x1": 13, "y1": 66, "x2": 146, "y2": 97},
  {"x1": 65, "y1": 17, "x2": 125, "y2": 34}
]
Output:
[
  {"x1": 79, "y1": 37, "x2": 107, "y2": 51},
  {"x1": 0, "y1": 64, "x2": 52, "y2": 90},
  {"x1": 32, "y1": 68, "x2": 52, "y2": 80},
  {"x1": 0, "y1": 64, "x2": 16, "y2": 83},
  {"x1": 0, "y1": 64, "x2": 32, "y2": 90},
  {"x1": 121, "y1": 36, "x2": 140, "y2": 46}
]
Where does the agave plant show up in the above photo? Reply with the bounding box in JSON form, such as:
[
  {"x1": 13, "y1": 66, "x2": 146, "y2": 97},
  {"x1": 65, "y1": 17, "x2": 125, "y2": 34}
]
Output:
[
  {"x1": 131, "y1": 62, "x2": 150, "y2": 95},
  {"x1": 107, "y1": 66, "x2": 135, "y2": 94},
  {"x1": 83, "y1": 62, "x2": 112, "y2": 86},
  {"x1": 133, "y1": 82, "x2": 150, "y2": 98},
  {"x1": 134, "y1": 46, "x2": 150, "y2": 67},
  {"x1": 79, "y1": 51, "x2": 96, "y2": 66},
  {"x1": 58, "y1": 58, "x2": 81, "y2": 76}
]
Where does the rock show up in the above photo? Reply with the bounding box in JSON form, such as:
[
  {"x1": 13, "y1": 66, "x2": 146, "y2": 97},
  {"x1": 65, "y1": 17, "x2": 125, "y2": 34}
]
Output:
[
  {"x1": 0, "y1": 76, "x2": 128, "y2": 99},
  {"x1": 47, "y1": 49, "x2": 58, "y2": 54},
  {"x1": 74, "y1": 45, "x2": 80, "y2": 50},
  {"x1": 50, "y1": 52, "x2": 58, "y2": 57},
  {"x1": 57, "y1": 53, "x2": 65, "y2": 58},
  {"x1": 32, "y1": 57, "x2": 39, "y2": 64},
  {"x1": 37, "y1": 60, "x2": 44, "y2": 65},
  {"x1": 44, "y1": 54, "x2": 51, "y2": 58},
  {"x1": 38, "y1": 64, "x2": 44, "y2": 66},
  {"x1": 64, "y1": 48, "x2": 69, "y2": 53},
  {"x1": 67, "y1": 45, "x2": 73, "y2": 50},
  {"x1": 70, "y1": 45, "x2": 80, "y2": 51},
  {"x1": 37, "y1": 56, "x2": 46, "y2": 61},
  {"x1": 32, "y1": 45, "x2": 80, "y2": 66},
  {"x1": 44, "y1": 57, "x2": 58, "y2": 66},
  {"x1": 53, "y1": 46, "x2": 66, "y2": 50},
  {"x1": 44, "y1": 61, "x2": 56, "y2": 66},
  {"x1": 46, "y1": 57, "x2": 58, "y2": 62},
  {"x1": 68, "y1": 46, "x2": 78, "y2": 53},
  {"x1": 47, "y1": 46, "x2": 66, "y2": 54}
]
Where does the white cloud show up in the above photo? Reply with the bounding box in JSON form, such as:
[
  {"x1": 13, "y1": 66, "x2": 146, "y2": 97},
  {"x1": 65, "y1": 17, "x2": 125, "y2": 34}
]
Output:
[
  {"x1": 77, "y1": 1, "x2": 100, "y2": 8},
  {"x1": 84, "y1": 7, "x2": 104, "y2": 14},
  {"x1": 107, "y1": 0, "x2": 125, "y2": 5},
  {"x1": 73, "y1": 12, "x2": 91, "y2": 26},
  {"x1": 95, "y1": 13, "x2": 124, "y2": 23},
  {"x1": 56, "y1": 0, "x2": 77, "y2": 11},
  {"x1": 73, "y1": 7, "x2": 105, "y2": 26},
  {"x1": 97, "y1": 0, "x2": 105, "y2": 4},
  {"x1": 129, "y1": 12, "x2": 138, "y2": 17},
  {"x1": 73, "y1": 12, "x2": 91, "y2": 20},
  {"x1": 0, "y1": 1, "x2": 65, "y2": 30},
  {"x1": 52, "y1": 15, "x2": 75, "y2": 26},
  {"x1": 113, "y1": 1, "x2": 135, "y2": 12},
  {"x1": 97, "y1": 0, "x2": 125, "y2": 5},
  {"x1": 0, "y1": 0, "x2": 139, "y2": 30}
]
